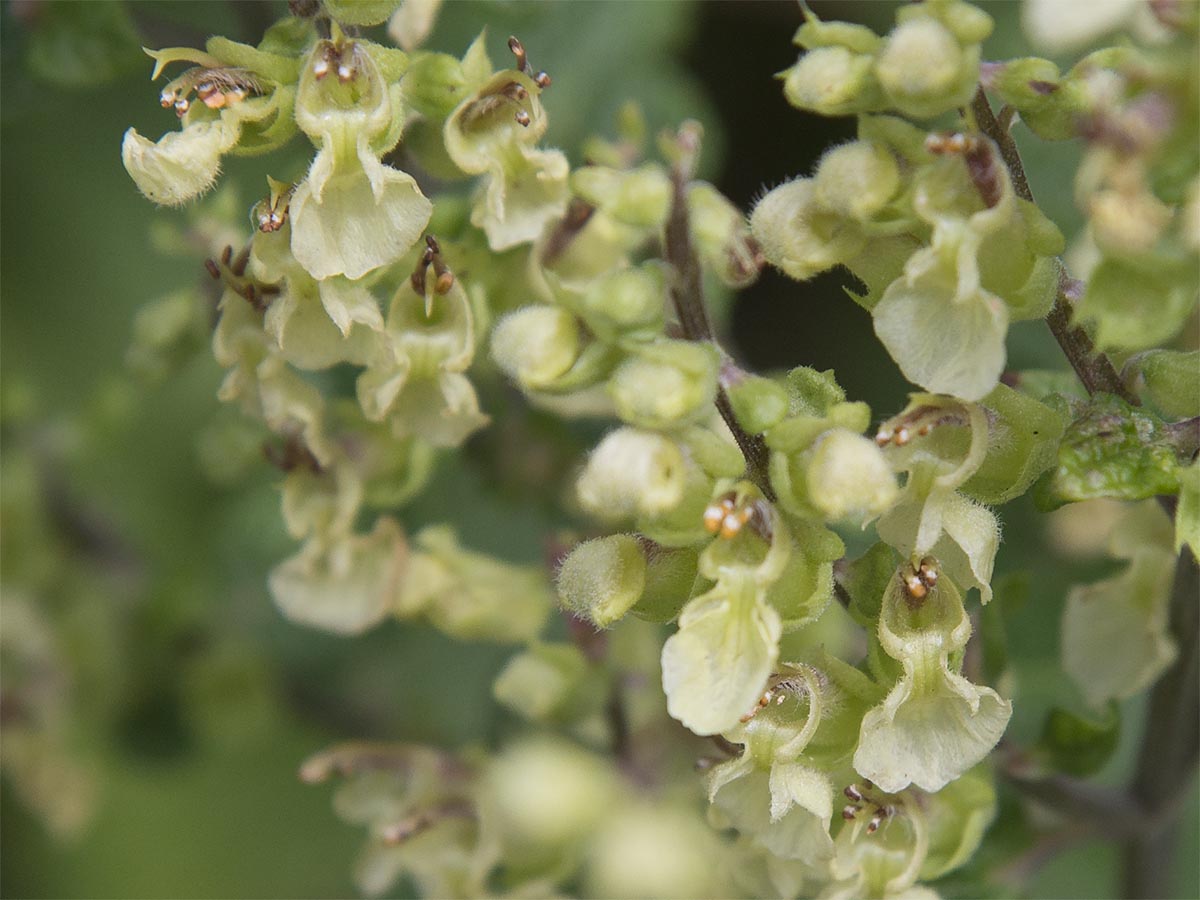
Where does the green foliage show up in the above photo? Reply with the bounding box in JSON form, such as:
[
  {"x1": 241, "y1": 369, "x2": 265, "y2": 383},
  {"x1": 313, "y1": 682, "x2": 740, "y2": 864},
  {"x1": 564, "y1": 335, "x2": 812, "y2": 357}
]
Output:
[{"x1": 1040, "y1": 394, "x2": 1188, "y2": 507}]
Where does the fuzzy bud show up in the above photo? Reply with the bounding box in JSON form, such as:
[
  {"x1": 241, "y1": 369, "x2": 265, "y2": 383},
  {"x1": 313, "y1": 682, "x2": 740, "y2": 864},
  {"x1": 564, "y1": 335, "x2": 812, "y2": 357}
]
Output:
[
  {"x1": 782, "y1": 46, "x2": 879, "y2": 117},
  {"x1": 609, "y1": 341, "x2": 719, "y2": 430},
  {"x1": 875, "y1": 18, "x2": 976, "y2": 119},
  {"x1": 578, "y1": 264, "x2": 665, "y2": 341},
  {"x1": 751, "y1": 178, "x2": 865, "y2": 281},
  {"x1": 557, "y1": 535, "x2": 647, "y2": 627},
  {"x1": 577, "y1": 428, "x2": 687, "y2": 521},
  {"x1": 727, "y1": 374, "x2": 790, "y2": 434},
  {"x1": 806, "y1": 428, "x2": 899, "y2": 524},
  {"x1": 813, "y1": 141, "x2": 900, "y2": 222},
  {"x1": 491, "y1": 306, "x2": 582, "y2": 391}
]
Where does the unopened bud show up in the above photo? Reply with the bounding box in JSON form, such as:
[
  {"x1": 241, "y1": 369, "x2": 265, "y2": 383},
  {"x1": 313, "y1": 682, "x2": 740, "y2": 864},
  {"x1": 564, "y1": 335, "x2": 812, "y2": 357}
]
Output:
[
  {"x1": 875, "y1": 18, "x2": 976, "y2": 119},
  {"x1": 609, "y1": 341, "x2": 719, "y2": 430},
  {"x1": 807, "y1": 428, "x2": 899, "y2": 523},
  {"x1": 491, "y1": 306, "x2": 581, "y2": 391},
  {"x1": 557, "y1": 535, "x2": 647, "y2": 627},
  {"x1": 813, "y1": 141, "x2": 900, "y2": 222},
  {"x1": 750, "y1": 178, "x2": 866, "y2": 281},
  {"x1": 783, "y1": 46, "x2": 880, "y2": 117},
  {"x1": 577, "y1": 428, "x2": 687, "y2": 521}
]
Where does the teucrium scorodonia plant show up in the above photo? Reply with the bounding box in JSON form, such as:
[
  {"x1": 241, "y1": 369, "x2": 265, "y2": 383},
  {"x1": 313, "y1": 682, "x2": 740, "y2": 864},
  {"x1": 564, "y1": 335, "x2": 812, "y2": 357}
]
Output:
[{"x1": 116, "y1": 0, "x2": 1198, "y2": 897}]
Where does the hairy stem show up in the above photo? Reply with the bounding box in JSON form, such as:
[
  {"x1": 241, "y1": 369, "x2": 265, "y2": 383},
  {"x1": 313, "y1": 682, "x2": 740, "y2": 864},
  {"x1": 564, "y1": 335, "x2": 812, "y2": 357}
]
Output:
[
  {"x1": 664, "y1": 165, "x2": 775, "y2": 499},
  {"x1": 970, "y1": 90, "x2": 1137, "y2": 405}
]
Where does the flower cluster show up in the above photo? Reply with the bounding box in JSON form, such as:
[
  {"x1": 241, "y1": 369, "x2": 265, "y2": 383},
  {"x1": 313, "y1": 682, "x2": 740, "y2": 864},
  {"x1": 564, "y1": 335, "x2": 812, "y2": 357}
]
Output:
[{"x1": 118, "y1": 0, "x2": 1198, "y2": 897}]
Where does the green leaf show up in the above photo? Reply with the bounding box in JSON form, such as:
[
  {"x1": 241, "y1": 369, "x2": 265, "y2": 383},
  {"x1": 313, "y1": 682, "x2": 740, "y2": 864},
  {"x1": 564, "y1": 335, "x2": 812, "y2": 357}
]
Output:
[
  {"x1": 1039, "y1": 393, "x2": 1186, "y2": 508},
  {"x1": 1035, "y1": 704, "x2": 1120, "y2": 777}
]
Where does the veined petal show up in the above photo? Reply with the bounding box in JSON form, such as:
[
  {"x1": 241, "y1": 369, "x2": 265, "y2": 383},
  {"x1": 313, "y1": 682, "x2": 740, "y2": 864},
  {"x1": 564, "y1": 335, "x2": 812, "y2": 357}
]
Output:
[
  {"x1": 662, "y1": 573, "x2": 782, "y2": 735},
  {"x1": 1062, "y1": 546, "x2": 1177, "y2": 707},
  {"x1": 290, "y1": 158, "x2": 432, "y2": 280},
  {"x1": 873, "y1": 254, "x2": 1008, "y2": 402},
  {"x1": 269, "y1": 517, "x2": 407, "y2": 635},
  {"x1": 473, "y1": 146, "x2": 570, "y2": 250},
  {"x1": 853, "y1": 668, "x2": 1010, "y2": 793}
]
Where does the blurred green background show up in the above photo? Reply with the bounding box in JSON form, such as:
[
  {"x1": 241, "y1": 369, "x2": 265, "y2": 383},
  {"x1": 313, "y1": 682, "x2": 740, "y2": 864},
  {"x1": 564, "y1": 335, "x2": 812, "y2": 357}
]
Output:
[{"x1": 1, "y1": 1, "x2": 1195, "y2": 897}]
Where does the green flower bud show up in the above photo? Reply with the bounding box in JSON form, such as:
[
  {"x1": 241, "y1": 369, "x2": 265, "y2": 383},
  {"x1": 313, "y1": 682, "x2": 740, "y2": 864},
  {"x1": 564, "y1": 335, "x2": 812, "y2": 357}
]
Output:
[
  {"x1": 875, "y1": 18, "x2": 977, "y2": 119},
  {"x1": 577, "y1": 428, "x2": 687, "y2": 521},
  {"x1": 492, "y1": 642, "x2": 595, "y2": 723},
  {"x1": 269, "y1": 517, "x2": 405, "y2": 635},
  {"x1": 557, "y1": 534, "x2": 647, "y2": 628},
  {"x1": 782, "y1": 47, "x2": 880, "y2": 117},
  {"x1": 487, "y1": 738, "x2": 618, "y2": 850},
  {"x1": 751, "y1": 179, "x2": 865, "y2": 281},
  {"x1": 571, "y1": 164, "x2": 672, "y2": 229},
  {"x1": 727, "y1": 374, "x2": 790, "y2": 434},
  {"x1": 491, "y1": 305, "x2": 581, "y2": 391},
  {"x1": 989, "y1": 57, "x2": 1085, "y2": 141},
  {"x1": 688, "y1": 182, "x2": 760, "y2": 287},
  {"x1": 960, "y1": 384, "x2": 1065, "y2": 505},
  {"x1": 584, "y1": 803, "x2": 730, "y2": 900},
  {"x1": 402, "y1": 51, "x2": 471, "y2": 119},
  {"x1": 806, "y1": 428, "x2": 899, "y2": 523},
  {"x1": 577, "y1": 263, "x2": 666, "y2": 341},
  {"x1": 906, "y1": 0, "x2": 993, "y2": 44},
  {"x1": 609, "y1": 341, "x2": 719, "y2": 430},
  {"x1": 1077, "y1": 256, "x2": 1198, "y2": 353},
  {"x1": 1125, "y1": 350, "x2": 1200, "y2": 419},
  {"x1": 632, "y1": 545, "x2": 700, "y2": 623},
  {"x1": 813, "y1": 141, "x2": 900, "y2": 222}
]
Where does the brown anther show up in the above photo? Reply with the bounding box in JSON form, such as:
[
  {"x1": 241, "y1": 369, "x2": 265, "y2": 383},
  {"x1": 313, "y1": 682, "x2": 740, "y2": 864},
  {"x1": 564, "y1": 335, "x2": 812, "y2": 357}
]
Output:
[
  {"x1": 874, "y1": 430, "x2": 891, "y2": 447},
  {"x1": 918, "y1": 557, "x2": 939, "y2": 587},
  {"x1": 893, "y1": 426, "x2": 911, "y2": 446},
  {"x1": 917, "y1": 424, "x2": 931, "y2": 437},
  {"x1": 534, "y1": 71, "x2": 551, "y2": 89},
  {"x1": 507, "y1": 36, "x2": 528, "y2": 72},
  {"x1": 842, "y1": 805, "x2": 861, "y2": 821},
  {"x1": 336, "y1": 63, "x2": 354, "y2": 83},
  {"x1": 434, "y1": 271, "x2": 455, "y2": 294},
  {"x1": 220, "y1": 245, "x2": 234, "y2": 266},
  {"x1": 844, "y1": 784, "x2": 864, "y2": 802},
  {"x1": 424, "y1": 234, "x2": 441, "y2": 255},
  {"x1": 866, "y1": 815, "x2": 882, "y2": 834},
  {"x1": 313, "y1": 57, "x2": 331, "y2": 79},
  {"x1": 204, "y1": 258, "x2": 221, "y2": 279},
  {"x1": 514, "y1": 109, "x2": 531, "y2": 127},
  {"x1": 174, "y1": 98, "x2": 190, "y2": 116}
]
